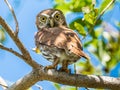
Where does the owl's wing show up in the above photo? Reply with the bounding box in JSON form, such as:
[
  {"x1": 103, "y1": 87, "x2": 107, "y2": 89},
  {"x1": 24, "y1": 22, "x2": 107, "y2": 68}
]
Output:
[
  {"x1": 63, "y1": 29, "x2": 83, "y2": 50},
  {"x1": 35, "y1": 27, "x2": 89, "y2": 59},
  {"x1": 62, "y1": 29, "x2": 89, "y2": 60}
]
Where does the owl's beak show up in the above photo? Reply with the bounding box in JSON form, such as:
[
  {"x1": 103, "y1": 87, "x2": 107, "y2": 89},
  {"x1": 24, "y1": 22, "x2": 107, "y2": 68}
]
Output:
[{"x1": 49, "y1": 19, "x2": 54, "y2": 27}]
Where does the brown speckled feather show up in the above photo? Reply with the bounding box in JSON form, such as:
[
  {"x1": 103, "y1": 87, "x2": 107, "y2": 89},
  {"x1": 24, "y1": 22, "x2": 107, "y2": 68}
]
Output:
[{"x1": 35, "y1": 26, "x2": 89, "y2": 60}]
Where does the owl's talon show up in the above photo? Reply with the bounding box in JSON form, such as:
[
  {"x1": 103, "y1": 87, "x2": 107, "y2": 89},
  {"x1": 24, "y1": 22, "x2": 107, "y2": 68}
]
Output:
[
  {"x1": 59, "y1": 67, "x2": 70, "y2": 73},
  {"x1": 55, "y1": 66, "x2": 58, "y2": 71},
  {"x1": 44, "y1": 65, "x2": 56, "y2": 71}
]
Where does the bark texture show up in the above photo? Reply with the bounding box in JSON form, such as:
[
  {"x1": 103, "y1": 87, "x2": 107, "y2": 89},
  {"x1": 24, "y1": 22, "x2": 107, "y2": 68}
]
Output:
[{"x1": 5, "y1": 68, "x2": 120, "y2": 90}]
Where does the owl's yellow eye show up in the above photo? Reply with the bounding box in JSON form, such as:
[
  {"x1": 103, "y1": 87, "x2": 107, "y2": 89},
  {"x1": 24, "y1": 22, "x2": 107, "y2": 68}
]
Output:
[
  {"x1": 54, "y1": 13, "x2": 60, "y2": 20},
  {"x1": 40, "y1": 16, "x2": 47, "y2": 22}
]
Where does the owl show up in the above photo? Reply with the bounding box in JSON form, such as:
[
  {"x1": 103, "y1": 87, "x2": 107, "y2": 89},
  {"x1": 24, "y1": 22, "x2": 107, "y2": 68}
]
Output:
[{"x1": 34, "y1": 9, "x2": 90, "y2": 73}]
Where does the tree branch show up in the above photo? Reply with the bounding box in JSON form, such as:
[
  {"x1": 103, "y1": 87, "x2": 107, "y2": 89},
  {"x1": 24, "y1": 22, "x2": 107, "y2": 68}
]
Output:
[
  {"x1": 6, "y1": 68, "x2": 120, "y2": 90},
  {"x1": 0, "y1": 84, "x2": 8, "y2": 90},
  {"x1": 0, "y1": 43, "x2": 25, "y2": 60},
  {"x1": 5, "y1": 70, "x2": 42, "y2": 90},
  {"x1": 4, "y1": 0, "x2": 19, "y2": 36},
  {"x1": 0, "y1": 16, "x2": 40, "y2": 69}
]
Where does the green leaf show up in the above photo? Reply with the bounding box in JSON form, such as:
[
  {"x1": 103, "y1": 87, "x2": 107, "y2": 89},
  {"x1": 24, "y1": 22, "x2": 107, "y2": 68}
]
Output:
[
  {"x1": 69, "y1": 19, "x2": 86, "y2": 29},
  {"x1": 54, "y1": 4, "x2": 70, "y2": 13},
  {"x1": 55, "y1": 0, "x2": 65, "y2": 4},
  {"x1": 98, "y1": 39, "x2": 103, "y2": 60},
  {"x1": 76, "y1": 61, "x2": 94, "y2": 74},
  {"x1": 99, "y1": 0, "x2": 112, "y2": 14},
  {"x1": 84, "y1": 13, "x2": 94, "y2": 25},
  {"x1": 27, "y1": 88, "x2": 32, "y2": 90},
  {"x1": 74, "y1": 22, "x2": 86, "y2": 36},
  {"x1": 94, "y1": 27, "x2": 103, "y2": 37},
  {"x1": 54, "y1": 0, "x2": 92, "y2": 12},
  {"x1": 54, "y1": 83, "x2": 61, "y2": 90},
  {"x1": 106, "y1": 58, "x2": 117, "y2": 72},
  {"x1": 61, "y1": 86, "x2": 76, "y2": 90}
]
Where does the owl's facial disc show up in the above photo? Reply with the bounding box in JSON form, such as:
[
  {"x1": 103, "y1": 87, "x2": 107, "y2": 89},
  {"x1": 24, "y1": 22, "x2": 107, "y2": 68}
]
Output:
[{"x1": 36, "y1": 9, "x2": 67, "y2": 29}]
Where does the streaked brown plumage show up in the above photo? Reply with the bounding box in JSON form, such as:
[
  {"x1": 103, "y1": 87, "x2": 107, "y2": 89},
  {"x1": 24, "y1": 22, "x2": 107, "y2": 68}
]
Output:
[{"x1": 35, "y1": 9, "x2": 90, "y2": 73}]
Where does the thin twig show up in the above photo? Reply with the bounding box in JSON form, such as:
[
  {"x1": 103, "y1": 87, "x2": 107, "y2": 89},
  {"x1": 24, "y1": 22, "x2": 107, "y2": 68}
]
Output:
[
  {"x1": 0, "y1": 43, "x2": 25, "y2": 60},
  {"x1": 0, "y1": 76, "x2": 8, "y2": 89},
  {"x1": 4, "y1": 0, "x2": 19, "y2": 36},
  {"x1": 82, "y1": 0, "x2": 116, "y2": 40},
  {"x1": 0, "y1": 84, "x2": 8, "y2": 89},
  {"x1": 35, "y1": 84, "x2": 43, "y2": 90},
  {"x1": 96, "y1": 0, "x2": 115, "y2": 21}
]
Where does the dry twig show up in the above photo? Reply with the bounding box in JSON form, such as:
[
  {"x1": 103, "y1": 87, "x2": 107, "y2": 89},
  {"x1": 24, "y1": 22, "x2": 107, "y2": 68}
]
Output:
[
  {"x1": 4, "y1": 0, "x2": 19, "y2": 36},
  {"x1": 0, "y1": 76, "x2": 8, "y2": 89},
  {"x1": 0, "y1": 43, "x2": 25, "y2": 60}
]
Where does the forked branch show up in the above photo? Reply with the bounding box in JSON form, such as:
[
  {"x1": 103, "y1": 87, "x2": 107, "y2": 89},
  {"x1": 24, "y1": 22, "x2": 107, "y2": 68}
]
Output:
[
  {"x1": 0, "y1": 16, "x2": 40, "y2": 69},
  {"x1": 0, "y1": 43, "x2": 25, "y2": 60}
]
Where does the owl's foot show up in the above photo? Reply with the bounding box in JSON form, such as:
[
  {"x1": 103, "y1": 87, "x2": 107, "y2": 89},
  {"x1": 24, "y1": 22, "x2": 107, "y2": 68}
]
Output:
[
  {"x1": 59, "y1": 60, "x2": 70, "y2": 73},
  {"x1": 45, "y1": 65, "x2": 56, "y2": 70},
  {"x1": 44, "y1": 58, "x2": 59, "y2": 71},
  {"x1": 59, "y1": 67, "x2": 70, "y2": 73}
]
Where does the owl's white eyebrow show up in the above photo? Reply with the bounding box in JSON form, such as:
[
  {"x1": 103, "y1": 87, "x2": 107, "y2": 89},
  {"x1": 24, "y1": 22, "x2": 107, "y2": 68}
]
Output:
[
  {"x1": 51, "y1": 11, "x2": 59, "y2": 17},
  {"x1": 41, "y1": 13, "x2": 50, "y2": 17}
]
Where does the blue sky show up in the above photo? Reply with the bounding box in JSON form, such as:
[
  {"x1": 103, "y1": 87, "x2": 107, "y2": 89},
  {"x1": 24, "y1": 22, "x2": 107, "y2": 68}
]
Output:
[
  {"x1": 0, "y1": 0, "x2": 120, "y2": 90},
  {"x1": 0, "y1": 0, "x2": 54, "y2": 90}
]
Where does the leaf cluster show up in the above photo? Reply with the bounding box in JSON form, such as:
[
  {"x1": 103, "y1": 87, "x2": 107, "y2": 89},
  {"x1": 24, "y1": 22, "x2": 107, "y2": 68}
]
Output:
[{"x1": 53, "y1": 0, "x2": 119, "y2": 74}]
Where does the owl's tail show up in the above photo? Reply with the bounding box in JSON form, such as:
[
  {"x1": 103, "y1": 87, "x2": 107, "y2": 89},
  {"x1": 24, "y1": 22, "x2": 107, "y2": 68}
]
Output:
[
  {"x1": 72, "y1": 48, "x2": 90, "y2": 60},
  {"x1": 79, "y1": 51, "x2": 90, "y2": 60}
]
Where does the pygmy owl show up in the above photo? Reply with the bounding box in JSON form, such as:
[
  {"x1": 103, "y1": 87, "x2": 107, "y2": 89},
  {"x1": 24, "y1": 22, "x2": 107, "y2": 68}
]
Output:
[{"x1": 34, "y1": 9, "x2": 90, "y2": 73}]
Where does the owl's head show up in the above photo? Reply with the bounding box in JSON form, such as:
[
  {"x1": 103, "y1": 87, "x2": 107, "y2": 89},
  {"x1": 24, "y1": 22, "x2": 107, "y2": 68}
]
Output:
[{"x1": 36, "y1": 9, "x2": 67, "y2": 30}]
